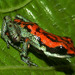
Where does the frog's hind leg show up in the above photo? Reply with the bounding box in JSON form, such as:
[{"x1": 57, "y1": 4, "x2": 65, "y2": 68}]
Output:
[
  {"x1": 15, "y1": 14, "x2": 31, "y2": 22},
  {"x1": 1, "y1": 16, "x2": 12, "y2": 48}
]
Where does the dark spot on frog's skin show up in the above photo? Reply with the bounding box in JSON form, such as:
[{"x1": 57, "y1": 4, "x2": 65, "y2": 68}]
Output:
[
  {"x1": 26, "y1": 23, "x2": 34, "y2": 26},
  {"x1": 42, "y1": 32, "x2": 58, "y2": 42},
  {"x1": 36, "y1": 27, "x2": 40, "y2": 32},
  {"x1": 34, "y1": 32, "x2": 36, "y2": 35},
  {"x1": 24, "y1": 26, "x2": 31, "y2": 32},
  {"x1": 46, "y1": 46, "x2": 67, "y2": 55},
  {"x1": 70, "y1": 47, "x2": 74, "y2": 50},
  {"x1": 37, "y1": 37, "x2": 44, "y2": 46},
  {"x1": 49, "y1": 33, "x2": 58, "y2": 40},
  {"x1": 70, "y1": 40, "x2": 73, "y2": 43},
  {"x1": 60, "y1": 37, "x2": 70, "y2": 44}
]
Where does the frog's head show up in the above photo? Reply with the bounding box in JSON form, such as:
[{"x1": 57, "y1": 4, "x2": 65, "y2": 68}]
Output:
[
  {"x1": 52, "y1": 37, "x2": 75, "y2": 58},
  {"x1": 46, "y1": 37, "x2": 75, "y2": 58},
  {"x1": 59, "y1": 37, "x2": 75, "y2": 56}
]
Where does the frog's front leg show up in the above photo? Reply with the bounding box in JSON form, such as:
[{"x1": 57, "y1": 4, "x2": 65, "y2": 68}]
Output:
[{"x1": 20, "y1": 38, "x2": 37, "y2": 66}]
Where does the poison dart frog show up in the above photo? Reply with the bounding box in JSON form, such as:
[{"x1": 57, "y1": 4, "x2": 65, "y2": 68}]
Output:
[{"x1": 1, "y1": 15, "x2": 75, "y2": 66}]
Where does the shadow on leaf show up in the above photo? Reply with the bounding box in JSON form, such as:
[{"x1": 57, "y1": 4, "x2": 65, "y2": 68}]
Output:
[{"x1": 30, "y1": 46, "x2": 74, "y2": 75}]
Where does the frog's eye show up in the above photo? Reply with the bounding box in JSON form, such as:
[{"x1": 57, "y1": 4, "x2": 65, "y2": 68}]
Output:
[{"x1": 54, "y1": 45, "x2": 67, "y2": 55}]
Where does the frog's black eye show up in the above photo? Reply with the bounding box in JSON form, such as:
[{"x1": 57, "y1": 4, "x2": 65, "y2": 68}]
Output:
[{"x1": 55, "y1": 45, "x2": 67, "y2": 55}]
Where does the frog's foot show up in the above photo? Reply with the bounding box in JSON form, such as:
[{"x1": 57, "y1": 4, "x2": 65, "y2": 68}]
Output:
[
  {"x1": 21, "y1": 55, "x2": 38, "y2": 66},
  {"x1": 2, "y1": 36, "x2": 11, "y2": 48}
]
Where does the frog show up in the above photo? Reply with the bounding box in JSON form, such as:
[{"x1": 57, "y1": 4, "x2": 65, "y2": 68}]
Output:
[{"x1": 1, "y1": 15, "x2": 75, "y2": 66}]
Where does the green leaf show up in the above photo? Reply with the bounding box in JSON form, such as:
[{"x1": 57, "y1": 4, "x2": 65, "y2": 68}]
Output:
[
  {"x1": 0, "y1": 0, "x2": 32, "y2": 13},
  {"x1": 0, "y1": 0, "x2": 75, "y2": 75}
]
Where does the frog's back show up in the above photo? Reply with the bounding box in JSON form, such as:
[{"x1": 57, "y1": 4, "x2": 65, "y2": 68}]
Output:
[{"x1": 14, "y1": 19, "x2": 75, "y2": 56}]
